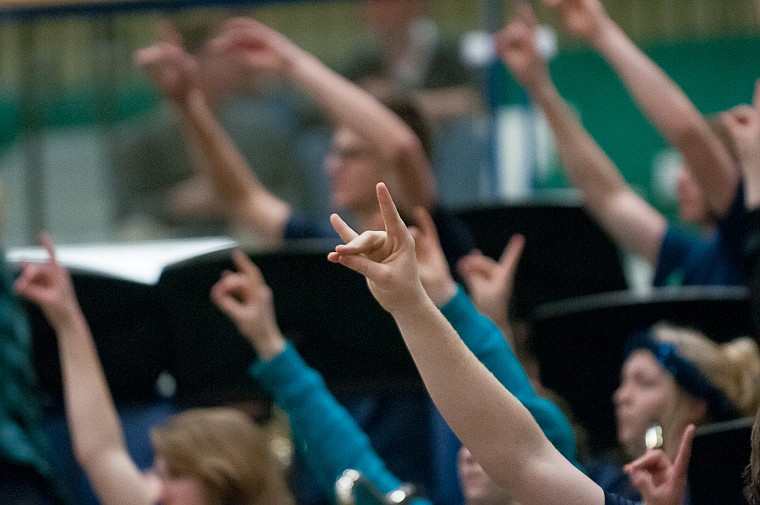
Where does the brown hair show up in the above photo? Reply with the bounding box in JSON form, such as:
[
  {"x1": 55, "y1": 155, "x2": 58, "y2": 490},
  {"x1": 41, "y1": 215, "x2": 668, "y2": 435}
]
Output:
[
  {"x1": 151, "y1": 407, "x2": 294, "y2": 505},
  {"x1": 745, "y1": 407, "x2": 760, "y2": 505},
  {"x1": 378, "y1": 92, "x2": 433, "y2": 160}
]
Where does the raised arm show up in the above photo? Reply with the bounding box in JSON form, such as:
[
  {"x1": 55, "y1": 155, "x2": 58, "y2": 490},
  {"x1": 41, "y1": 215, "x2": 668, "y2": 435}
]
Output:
[
  {"x1": 546, "y1": 0, "x2": 739, "y2": 216},
  {"x1": 497, "y1": 4, "x2": 666, "y2": 263},
  {"x1": 412, "y1": 206, "x2": 579, "y2": 466},
  {"x1": 210, "y1": 250, "x2": 430, "y2": 504},
  {"x1": 212, "y1": 17, "x2": 437, "y2": 212},
  {"x1": 327, "y1": 183, "x2": 601, "y2": 505},
  {"x1": 723, "y1": 83, "x2": 760, "y2": 335},
  {"x1": 14, "y1": 235, "x2": 150, "y2": 505},
  {"x1": 134, "y1": 25, "x2": 291, "y2": 245}
]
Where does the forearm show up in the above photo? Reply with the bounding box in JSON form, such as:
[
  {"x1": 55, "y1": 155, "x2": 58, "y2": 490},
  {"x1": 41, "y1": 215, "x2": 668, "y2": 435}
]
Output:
[
  {"x1": 53, "y1": 309, "x2": 151, "y2": 505},
  {"x1": 251, "y1": 343, "x2": 406, "y2": 500},
  {"x1": 392, "y1": 298, "x2": 599, "y2": 505},
  {"x1": 529, "y1": 77, "x2": 626, "y2": 205},
  {"x1": 591, "y1": 20, "x2": 737, "y2": 213},
  {"x1": 528, "y1": 77, "x2": 665, "y2": 262},
  {"x1": 286, "y1": 51, "x2": 436, "y2": 207},
  {"x1": 440, "y1": 287, "x2": 579, "y2": 466},
  {"x1": 54, "y1": 312, "x2": 125, "y2": 466},
  {"x1": 181, "y1": 90, "x2": 290, "y2": 240}
]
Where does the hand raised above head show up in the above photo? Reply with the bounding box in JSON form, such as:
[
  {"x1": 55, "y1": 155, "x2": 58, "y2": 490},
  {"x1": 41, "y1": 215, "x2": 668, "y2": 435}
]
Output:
[
  {"x1": 134, "y1": 21, "x2": 198, "y2": 103},
  {"x1": 495, "y1": 3, "x2": 549, "y2": 90},
  {"x1": 722, "y1": 80, "x2": 760, "y2": 208},
  {"x1": 543, "y1": 0, "x2": 610, "y2": 43},
  {"x1": 210, "y1": 16, "x2": 301, "y2": 77},
  {"x1": 14, "y1": 233, "x2": 80, "y2": 328},
  {"x1": 210, "y1": 249, "x2": 284, "y2": 359},
  {"x1": 328, "y1": 183, "x2": 427, "y2": 315}
]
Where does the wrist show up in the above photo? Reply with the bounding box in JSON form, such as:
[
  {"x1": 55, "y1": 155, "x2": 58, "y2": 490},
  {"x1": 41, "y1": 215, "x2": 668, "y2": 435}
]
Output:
[
  {"x1": 250, "y1": 330, "x2": 286, "y2": 361},
  {"x1": 428, "y1": 279, "x2": 458, "y2": 308},
  {"x1": 588, "y1": 16, "x2": 622, "y2": 52}
]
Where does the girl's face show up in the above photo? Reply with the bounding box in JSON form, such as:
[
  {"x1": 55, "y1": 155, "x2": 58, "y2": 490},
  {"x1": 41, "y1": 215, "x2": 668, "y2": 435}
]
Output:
[
  {"x1": 457, "y1": 446, "x2": 514, "y2": 505},
  {"x1": 613, "y1": 349, "x2": 673, "y2": 458},
  {"x1": 325, "y1": 128, "x2": 384, "y2": 213},
  {"x1": 153, "y1": 457, "x2": 208, "y2": 505}
]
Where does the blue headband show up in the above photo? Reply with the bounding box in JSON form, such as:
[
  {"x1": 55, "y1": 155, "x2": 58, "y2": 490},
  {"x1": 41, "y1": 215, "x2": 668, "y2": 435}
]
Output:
[{"x1": 625, "y1": 330, "x2": 740, "y2": 422}]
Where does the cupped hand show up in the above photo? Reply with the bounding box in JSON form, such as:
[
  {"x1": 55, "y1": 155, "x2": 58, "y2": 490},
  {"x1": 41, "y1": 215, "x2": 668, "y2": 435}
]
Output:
[
  {"x1": 14, "y1": 233, "x2": 80, "y2": 328},
  {"x1": 134, "y1": 21, "x2": 198, "y2": 103},
  {"x1": 495, "y1": 3, "x2": 550, "y2": 90},
  {"x1": 210, "y1": 249, "x2": 285, "y2": 359}
]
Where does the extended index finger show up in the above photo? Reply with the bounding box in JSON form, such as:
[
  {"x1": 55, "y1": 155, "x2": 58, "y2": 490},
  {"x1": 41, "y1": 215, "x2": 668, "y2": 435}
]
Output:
[
  {"x1": 157, "y1": 20, "x2": 183, "y2": 46},
  {"x1": 499, "y1": 234, "x2": 526, "y2": 272},
  {"x1": 231, "y1": 249, "x2": 264, "y2": 283},
  {"x1": 672, "y1": 424, "x2": 695, "y2": 478},
  {"x1": 375, "y1": 183, "x2": 408, "y2": 240},
  {"x1": 38, "y1": 232, "x2": 58, "y2": 265}
]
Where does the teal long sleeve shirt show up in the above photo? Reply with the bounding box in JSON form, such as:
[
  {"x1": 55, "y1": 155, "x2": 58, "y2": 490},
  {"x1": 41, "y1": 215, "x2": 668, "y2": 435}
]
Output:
[{"x1": 250, "y1": 285, "x2": 579, "y2": 504}]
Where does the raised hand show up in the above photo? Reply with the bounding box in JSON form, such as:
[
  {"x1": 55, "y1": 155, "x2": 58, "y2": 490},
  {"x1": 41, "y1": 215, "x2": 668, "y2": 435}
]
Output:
[
  {"x1": 722, "y1": 80, "x2": 760, "y2": 208},
  {"x1": 14, "y1": 233, "x2": 81, "y2": 329},
  {"x1": 209, "y1": 17, "x2": 303, "y2": 77},
  {"x1": 457, "y1": 235, "x2": 525, "y2": 332},
  {"x1": 411, "y1": 206, "x2": 458, "y2": 307},
  {"x1": 210, "y1": 249, "x2": 285, "y2": 360},
  {"x1": 495, "y1": 2, "x2": 550, "y2": 90},
  {"x1": 624, "y1": 424, "x2": 694, "y2": 505},
  {"x1": 543, "y1": 0, "x2": 610, "y2": 43},
  {"x1": 327, "y1": 183, "x2": 427, "y2": 315},
  {"x1": 134, "y1": 21, "x2": 198, "y2": 103}
]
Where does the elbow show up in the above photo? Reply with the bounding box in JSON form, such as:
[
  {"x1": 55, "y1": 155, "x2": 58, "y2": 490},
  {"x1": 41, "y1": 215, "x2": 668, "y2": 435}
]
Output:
[{"x1": 391, "y1": 130, "x2": 427, "y2": 163}]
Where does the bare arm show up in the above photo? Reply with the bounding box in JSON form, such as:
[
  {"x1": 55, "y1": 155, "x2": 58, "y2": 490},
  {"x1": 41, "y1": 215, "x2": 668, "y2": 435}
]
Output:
[
  {"x1": 546, "y1": 0, "x2": 738, "y2": 216},
  {"x1": 213, "y1": 17, "x2": 438, "y2": 212},
  {"x1": 326, "y1": 183, "x2": 603, "y2": 505},
  {"x1": 134, "y1": 26, "x2": 291, "y2": 245},
  {"x1": 14, "y1": 235, "x2": 151, "y2": 505},
  {"x1": 498, "y1": 4, "x2": 665, "y2": 263},
  {"x1": 179, "y1": 89, "x2": 292, "y2": 244}
]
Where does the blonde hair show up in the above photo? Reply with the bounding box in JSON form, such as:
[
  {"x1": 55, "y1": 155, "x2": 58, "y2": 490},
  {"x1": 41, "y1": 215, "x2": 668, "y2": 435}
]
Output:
[
  {"x1": 652, "y1": 323, "x2": 760, "y2": 419},
  {"x1": 151, "y1": 407, "x2": 294, "y2": 505}
]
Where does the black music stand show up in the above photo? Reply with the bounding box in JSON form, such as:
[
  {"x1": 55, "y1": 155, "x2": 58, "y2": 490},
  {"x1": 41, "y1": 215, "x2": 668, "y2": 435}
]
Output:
[
  {"x1": 25, "y1": 269, "x2": 170, "y2": 404},
  {"x1": 530, "y1": 286, "x2": 751, "y2": 451},
  {"x1": 454, "y1": 193, "x2": 629, "y2": 320},
  {"x1": 688, "y1": 417, "x2": 753, "y2": 505},
  {"x1": 157, "y1": 240, "x2": 419, "y2": 408}
]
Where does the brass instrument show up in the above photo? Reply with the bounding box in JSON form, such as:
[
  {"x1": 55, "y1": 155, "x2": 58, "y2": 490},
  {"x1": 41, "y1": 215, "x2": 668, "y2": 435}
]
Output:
[{"x1": 335, "y1": 469, "x2": 419, "y2": 505}]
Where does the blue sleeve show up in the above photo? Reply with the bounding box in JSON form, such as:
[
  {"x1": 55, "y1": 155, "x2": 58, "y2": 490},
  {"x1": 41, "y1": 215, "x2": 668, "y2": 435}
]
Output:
[
  {"x1": 250, "y1": 343, "x2": 432, "y2": 505},
  {"x1": 439, "y1": 286, "x2": 580, "y2": 469},
  {"x1": 284, "y1": 212, "x2": 338, "y2": 240}
]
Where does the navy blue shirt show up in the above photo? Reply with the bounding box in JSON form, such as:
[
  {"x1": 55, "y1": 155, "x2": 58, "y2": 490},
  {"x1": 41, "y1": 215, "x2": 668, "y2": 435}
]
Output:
[{"x1": 654, "y1": 182, "x2": 746, "y2": 287}]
